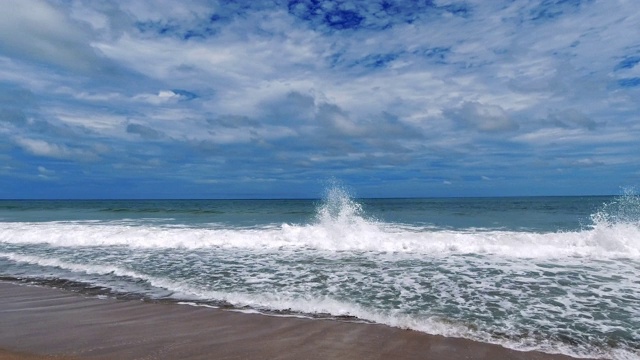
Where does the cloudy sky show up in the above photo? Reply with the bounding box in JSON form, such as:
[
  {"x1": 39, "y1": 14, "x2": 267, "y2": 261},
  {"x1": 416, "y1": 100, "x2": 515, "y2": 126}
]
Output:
[{"x1": 1, "y1": 0, "x2": 639, "y2": 198}]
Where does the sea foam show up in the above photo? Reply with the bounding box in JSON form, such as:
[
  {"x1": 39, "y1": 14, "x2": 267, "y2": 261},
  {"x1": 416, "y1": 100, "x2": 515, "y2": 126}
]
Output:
[{"x1": 1, "y1": 189, "x2": 639, "y2": 259}]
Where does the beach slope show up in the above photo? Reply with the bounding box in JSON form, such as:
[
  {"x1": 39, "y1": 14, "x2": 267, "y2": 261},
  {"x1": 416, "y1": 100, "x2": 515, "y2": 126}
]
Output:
[{"x1": 0, "y1": 282, "x2": 587, "y2": 360}]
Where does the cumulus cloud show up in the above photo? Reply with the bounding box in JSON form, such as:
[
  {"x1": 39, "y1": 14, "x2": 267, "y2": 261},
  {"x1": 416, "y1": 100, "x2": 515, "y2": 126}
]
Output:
[
  {"x1": 316, "y1": 103, "x2": 360, "y2": 136},
  {"x1": 253, "y1": 91, "x2": 421, "y2": 156},
  {"x1": 261, "y1": 91, "x2": 317, "y2": 124},
  {"x1": 444, "y1": 101, "x2": 519, "y2": 133},
  {"x1": 1, "y1": 0, "x2": 640, "y2": 197},
  {"x1": 0, "y1": 0, "x2": 103, "y2": 72},
  {"x1": 133, "y1": 90, "x2": 197, "y2": 104},
  {"x1": 13, "y1": 137, "x2": 98, "y2": 161},
  {"x1": 547, "y1": 109, "x2": 598, "y2": 130}
]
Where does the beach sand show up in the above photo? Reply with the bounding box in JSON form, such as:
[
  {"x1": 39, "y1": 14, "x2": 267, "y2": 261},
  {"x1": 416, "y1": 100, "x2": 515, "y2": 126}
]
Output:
[{"x1": 0, "y1": 281, "x2": 589, "y2": 360}]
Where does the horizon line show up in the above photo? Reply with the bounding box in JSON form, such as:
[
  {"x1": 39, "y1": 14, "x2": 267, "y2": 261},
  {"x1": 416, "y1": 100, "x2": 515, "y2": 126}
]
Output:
[{"x1": 0, "y1": 194, "x2": 618, "y2": 201}]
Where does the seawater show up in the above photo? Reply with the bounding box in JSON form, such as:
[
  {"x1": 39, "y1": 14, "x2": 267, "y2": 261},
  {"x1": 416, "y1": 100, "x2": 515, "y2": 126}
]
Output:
[{"x1": 0, "y1": 188, "x2": 639, "y2": 359}]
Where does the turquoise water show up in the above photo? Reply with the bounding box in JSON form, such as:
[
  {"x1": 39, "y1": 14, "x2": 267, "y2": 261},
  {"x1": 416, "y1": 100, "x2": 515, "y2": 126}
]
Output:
[
  {"x1": 1, "y1": 189, "x2": 639, "y2": 359},
  {"x1": 0, "y1": 195, "x2": 603, "y2": 229}
]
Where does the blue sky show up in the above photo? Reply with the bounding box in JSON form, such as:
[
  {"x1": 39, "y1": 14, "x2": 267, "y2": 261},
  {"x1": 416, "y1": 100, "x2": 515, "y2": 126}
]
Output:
[{"x1": 1, "y1": 0, "x2": 639, "y2": 198}]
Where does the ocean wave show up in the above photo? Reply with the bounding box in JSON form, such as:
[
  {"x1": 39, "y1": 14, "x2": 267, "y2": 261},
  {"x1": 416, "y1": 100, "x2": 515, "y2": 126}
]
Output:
[
  {"x1": 0, "y1": 221, "x2": 638, "y2": 260},
  {"x1": 2, "y1": 188, "x2": 639, "y2": 359},
  {"x1": 2, "y1": 250, "x2": 636, "y2": 360}
]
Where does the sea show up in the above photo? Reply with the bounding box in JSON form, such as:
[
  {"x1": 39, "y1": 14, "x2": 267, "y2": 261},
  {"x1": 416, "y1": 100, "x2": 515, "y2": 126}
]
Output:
[{"x1": 1, "y1": 187, "x2": 638, "y2": 359}]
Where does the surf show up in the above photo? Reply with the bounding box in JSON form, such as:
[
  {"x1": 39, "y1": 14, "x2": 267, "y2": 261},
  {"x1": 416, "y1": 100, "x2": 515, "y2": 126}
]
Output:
[
  {"x1": 1, "y1": 189, "x2": 639, "y2": 260},
  {"x1": 1, "y1": 188, "x2": 639, "y2": 359}
]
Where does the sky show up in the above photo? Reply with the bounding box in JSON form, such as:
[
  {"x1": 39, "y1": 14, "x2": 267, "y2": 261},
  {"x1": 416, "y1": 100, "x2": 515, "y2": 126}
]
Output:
[{"x1": 1, "y1": 0, "x2": 639, "y2": 199}]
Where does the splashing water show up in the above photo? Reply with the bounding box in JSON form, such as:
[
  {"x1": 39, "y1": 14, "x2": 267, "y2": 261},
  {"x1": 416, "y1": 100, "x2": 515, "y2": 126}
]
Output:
[
  {"x1": 316, "y1": 186, "x2": 364, "y2": 224},
  {"x1": 587, "y1": 188, "x2": 640, "y2": 256},
  {"x1": 279, "y1": 185, "x2": 392, "y2": 251},
  {"x1": 592, "y1": 188, "x2": 640, "y2": 226}
]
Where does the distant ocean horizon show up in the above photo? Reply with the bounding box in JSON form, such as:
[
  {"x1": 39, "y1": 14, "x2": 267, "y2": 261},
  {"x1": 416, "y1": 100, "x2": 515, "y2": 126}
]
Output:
[
  {"x1": 1, "y1": 188, "x2": 638, "y2": 359},
  {"x1": 0, "y1": 193, "x2": 620, "y2": 200}
]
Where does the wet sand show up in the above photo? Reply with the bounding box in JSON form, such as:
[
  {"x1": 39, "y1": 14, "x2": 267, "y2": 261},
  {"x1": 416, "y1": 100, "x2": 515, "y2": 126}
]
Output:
[{"x1": 0, "y1": 281, "x2": 588, "y2": 360}]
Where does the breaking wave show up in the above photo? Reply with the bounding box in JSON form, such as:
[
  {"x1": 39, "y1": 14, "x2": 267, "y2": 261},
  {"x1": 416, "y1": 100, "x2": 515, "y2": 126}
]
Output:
[{"x1": 1, "y1": 187, "x2": 639, "y2": 260}]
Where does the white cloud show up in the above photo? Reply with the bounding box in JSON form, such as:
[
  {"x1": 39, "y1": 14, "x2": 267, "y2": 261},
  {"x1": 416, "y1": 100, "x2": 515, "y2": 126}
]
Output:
[
  {"x1": 133, "y1": 90, "x2": 187, "y2": 105},
  {"x1": 512, "y1": 127, "x2": 636, "y2": 146},
  {"x1": 50, "y1": 109, "x2": 126, "y2": 133},
  {"x1": 85, "y1": 1, "x2": 639, "y2": 142},
  {"x1": 71, "y1": 91, "x2": 123, "y2": 102},
  {"x1": 14, "y1": 137, "x2": 98, "y2": 161},
  {"x1": 0, "y1": 0, "x2": 101, "y2": 72},
  {"x1": 2, "y1": 1, "x2": 640, "y2": 196},
  {"x1": 36, "y1": 165, "x2": 56, "y2": 180}
]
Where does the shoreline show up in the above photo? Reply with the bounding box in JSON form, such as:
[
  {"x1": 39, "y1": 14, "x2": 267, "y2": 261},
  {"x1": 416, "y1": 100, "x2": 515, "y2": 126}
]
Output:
[{"x1": 0, "y1": 281, "x2": 591, "y2": 360}]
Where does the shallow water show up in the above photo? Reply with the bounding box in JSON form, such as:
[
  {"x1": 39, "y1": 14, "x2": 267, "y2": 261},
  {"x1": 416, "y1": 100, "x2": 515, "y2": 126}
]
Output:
[{"x1": 1, "y1": 189, "x2": 639, "y2": 359}]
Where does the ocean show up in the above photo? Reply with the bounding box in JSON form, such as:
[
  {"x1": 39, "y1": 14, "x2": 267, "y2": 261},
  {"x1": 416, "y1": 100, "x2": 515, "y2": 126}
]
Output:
[{"x1": 1, "y1": 187, "x2": 638, "y2": 359}]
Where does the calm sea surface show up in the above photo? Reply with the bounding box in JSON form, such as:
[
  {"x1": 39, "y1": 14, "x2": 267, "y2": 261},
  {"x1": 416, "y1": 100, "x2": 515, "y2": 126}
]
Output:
[{"x1": 1, "y1": 189, "x2": 638, "y2": 359}]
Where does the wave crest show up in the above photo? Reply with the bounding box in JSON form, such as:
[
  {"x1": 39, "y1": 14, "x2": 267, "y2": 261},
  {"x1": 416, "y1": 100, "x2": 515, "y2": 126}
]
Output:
[
  {"x1": 587, "y1": 189, "x2": 640, "y2": 256},
  {"x1": 1, "y1": 188, "x2": 640, "y2": 259}
]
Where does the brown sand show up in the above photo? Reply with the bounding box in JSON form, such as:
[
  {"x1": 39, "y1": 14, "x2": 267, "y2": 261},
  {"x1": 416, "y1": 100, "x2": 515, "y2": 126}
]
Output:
[
  {"x1": 0, "y1": 348, "x2": 76, "y2": 360},
  {"x1": 0, "y1": 281, "x2": 588, "y2": 360}
]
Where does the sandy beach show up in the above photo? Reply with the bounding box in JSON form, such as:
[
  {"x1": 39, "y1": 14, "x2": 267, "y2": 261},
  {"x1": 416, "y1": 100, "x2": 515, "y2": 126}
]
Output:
[{"x1": 0, "y1": 281, "x2": 590, "y2": 360}]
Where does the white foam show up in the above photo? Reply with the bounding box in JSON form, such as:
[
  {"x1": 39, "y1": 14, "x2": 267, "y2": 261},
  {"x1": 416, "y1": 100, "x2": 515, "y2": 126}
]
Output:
[
  {"x1": 0, "y1": 252, "x2": 144, "y2": 279},
  {"x1": 1, "y1": 251, "x2": 636, "y2": 360},
  {"x1": 0, "y1": 218, "x2": 638, "y2": 259},
  {"x1": 3, "y1": 187, "x2": 639, "y2": 259},
  {"x1": 176, "y1": 301, "x2": 219, "y2": 309}
]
